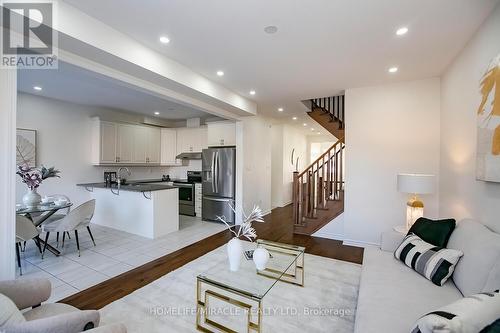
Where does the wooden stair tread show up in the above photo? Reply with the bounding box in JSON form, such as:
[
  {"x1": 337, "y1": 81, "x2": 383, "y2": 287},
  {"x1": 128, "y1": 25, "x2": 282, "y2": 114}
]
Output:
[{"x1": 293, "y1": 198, "x2": 344, "y2": 235}]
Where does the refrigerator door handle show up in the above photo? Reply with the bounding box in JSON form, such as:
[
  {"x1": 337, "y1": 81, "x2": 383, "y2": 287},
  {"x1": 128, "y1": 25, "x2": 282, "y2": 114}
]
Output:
[
  {"x1": 204, "y1": 197, "x2": 232, "y2": 202},
  {"x1": 215, "y1": 151, "x2": 219, "y2": 193},
  {"x1": 211, "y1": 152, "x2": 216, "y2": 192}
]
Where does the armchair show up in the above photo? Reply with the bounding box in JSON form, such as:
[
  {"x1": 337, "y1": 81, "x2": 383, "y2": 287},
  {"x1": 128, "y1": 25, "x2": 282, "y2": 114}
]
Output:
[{"x1": 0, "y1": 278, "x2": 126, "y2": 333}]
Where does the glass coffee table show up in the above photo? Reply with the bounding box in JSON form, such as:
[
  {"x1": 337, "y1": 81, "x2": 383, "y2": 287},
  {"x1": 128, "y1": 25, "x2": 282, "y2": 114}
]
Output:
[{"x1": 196, "y1": 239, "x2": 305, "y2": 333}]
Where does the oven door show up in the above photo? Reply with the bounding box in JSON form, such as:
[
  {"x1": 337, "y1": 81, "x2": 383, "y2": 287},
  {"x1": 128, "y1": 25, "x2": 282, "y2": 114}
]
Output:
[{"x1": 174, "y1": 183, "x2": 194, "y2": 205}]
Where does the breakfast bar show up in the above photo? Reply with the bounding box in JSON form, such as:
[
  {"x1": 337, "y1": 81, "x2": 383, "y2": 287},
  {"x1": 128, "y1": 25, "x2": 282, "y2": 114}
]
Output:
[{"x1": 77, "y1": 182, "x2": 179, "y2": 239}]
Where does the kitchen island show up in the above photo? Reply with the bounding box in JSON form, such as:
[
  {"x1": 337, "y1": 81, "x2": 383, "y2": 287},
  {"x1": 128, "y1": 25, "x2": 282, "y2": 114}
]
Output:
[{"x1": 77, "y1": 182, "x2": 178, "y2": 239}]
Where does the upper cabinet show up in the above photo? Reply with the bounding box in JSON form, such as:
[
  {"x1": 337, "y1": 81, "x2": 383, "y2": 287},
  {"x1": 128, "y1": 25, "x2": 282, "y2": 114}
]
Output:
[
  {"x1": 92, "y1": 118, "x2": 162, "y2": 165},
  {"x1": 176, "y1": 127, "x2": 207, "y2": 153},
  {"x1": 91, "y1": 118, "x2": 208, "y2": 165},
  {"x1": 207, "y1": 122, "x2": 236, "y2": 147}
]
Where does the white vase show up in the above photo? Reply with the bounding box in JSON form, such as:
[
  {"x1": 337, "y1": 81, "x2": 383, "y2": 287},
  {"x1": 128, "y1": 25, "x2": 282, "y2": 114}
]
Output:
[
  {"x1": 227, "y1": 238, "x2": 243, "y2": 272},
  {"x1": 253, "y1": 247, "x2": 269, "y2": 271},
  {"x1": 22, "y1": 189, "x2": 42, "y2": 207}
]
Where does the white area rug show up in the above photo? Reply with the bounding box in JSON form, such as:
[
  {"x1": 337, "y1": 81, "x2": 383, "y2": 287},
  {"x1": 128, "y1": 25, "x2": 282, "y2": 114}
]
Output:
[{"x1": 100, "y1": 243, "x2": 362, "y2": 332}]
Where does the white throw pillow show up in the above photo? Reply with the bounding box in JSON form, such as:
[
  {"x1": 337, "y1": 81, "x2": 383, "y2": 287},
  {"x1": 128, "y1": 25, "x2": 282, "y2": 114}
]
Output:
[
  {"x1": 394, "y1": 234, "x2": 463, "y2": 286},
  {"x1": 412, "y1": 290, "x2": 500, "y2": 333},
  {"x1": 0, "y1": 293, "x2": 25, "y2": 327}
]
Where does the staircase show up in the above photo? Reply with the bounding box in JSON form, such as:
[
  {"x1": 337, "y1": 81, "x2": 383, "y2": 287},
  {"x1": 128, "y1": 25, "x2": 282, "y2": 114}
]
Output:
[{"x1": 292, "y1": 95, "x2": 345, "y2": 235}]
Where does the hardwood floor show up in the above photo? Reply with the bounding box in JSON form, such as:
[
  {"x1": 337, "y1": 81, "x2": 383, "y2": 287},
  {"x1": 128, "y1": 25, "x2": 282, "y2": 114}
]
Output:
[{"x1": 60, "y1": 204, "x2": 363, "y2": 310}]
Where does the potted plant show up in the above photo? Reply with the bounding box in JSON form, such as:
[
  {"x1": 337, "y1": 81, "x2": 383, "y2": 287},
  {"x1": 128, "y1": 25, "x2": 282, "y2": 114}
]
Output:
[{"x1": 16, "y1": 163, "x2": 60, "y2": 207}]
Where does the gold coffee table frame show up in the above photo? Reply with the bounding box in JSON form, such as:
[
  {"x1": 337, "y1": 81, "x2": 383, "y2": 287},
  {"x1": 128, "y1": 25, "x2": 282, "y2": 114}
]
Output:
[{"x1": 196, "y1": 240, "x2": 305, "y2": 333}]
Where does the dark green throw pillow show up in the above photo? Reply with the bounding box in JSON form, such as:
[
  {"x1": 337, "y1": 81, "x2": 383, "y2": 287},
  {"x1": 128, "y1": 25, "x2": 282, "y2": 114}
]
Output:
[{"x1": 407, "y1": 217, "x2": 456, "y2": 248}]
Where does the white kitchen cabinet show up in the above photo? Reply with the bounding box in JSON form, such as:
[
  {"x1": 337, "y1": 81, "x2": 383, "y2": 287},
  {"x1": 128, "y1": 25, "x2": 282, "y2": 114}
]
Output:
[
  {"x1": 98, "y1": 121, "x2": 117, "y2": 164},
  {"x1": 160, "y1": 128, "x2": 181, "y2": 166},
  {"x1": 117, "y1": 124, "x2": 135, "y2": 163},
  {"x1": 133, "y1": 126, "x2": 148, "y2": 163},
  {"x1": 207, "y1": 122, "x2": 236, "y2": 147},
  {"x1": 176, "y1": 127, "x2": 207, "y2": 153},
  {"x1": 146, "y1": 127, "x2": 161, "y2": 163}
]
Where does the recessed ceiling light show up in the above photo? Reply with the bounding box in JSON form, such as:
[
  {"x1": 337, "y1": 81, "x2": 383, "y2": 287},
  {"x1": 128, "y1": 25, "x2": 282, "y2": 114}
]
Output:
[
  {"x1": 388, "y1": 67, "x2": 398, "y2": 73},
  {"x1": 216, "y1": 70, "x2": 224, "y2": 76},
  {"x1": 249, "y1": 90, "x2": 256, "y2": 95},
  {"x1": 159, "y1": 36, "x2": 170, "y2": 44},
  {"x1": 396, "y1": 27, "x2": 408, "y2": 36},
  {"x1": 278, "y1": 107, "x2": 284, "y2": 112},
  {"x1": 264, "y1": 26, "x2": 278, "y2": 34},
  {"x1": 292, "y1": 117, "x2": 297, "y2": 120},
  {"x1": 33, "y1": 86, "x2": 42, "y2": 91},
  {"x1": 317, "y1": 132, "x2": 321, "y2": 134},
  {"x1": 154, "y1": 111, "x2": 160, "y2": 115},
  {"x1": 303, "y1": 123, "x2": 307, "y2": 127},
  {"x1": 311, "y1": 128, "x2": 315, "y2": 131}
]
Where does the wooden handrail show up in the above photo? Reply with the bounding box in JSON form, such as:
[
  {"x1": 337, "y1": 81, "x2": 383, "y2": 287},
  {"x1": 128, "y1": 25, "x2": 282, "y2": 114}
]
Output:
[{"x1": 297, "y1": 137, "x2": 344, "y2": 178}]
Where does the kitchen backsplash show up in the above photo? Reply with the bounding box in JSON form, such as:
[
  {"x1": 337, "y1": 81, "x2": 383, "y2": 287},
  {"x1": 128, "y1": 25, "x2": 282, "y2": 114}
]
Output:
[{"x1": 97, "y1": 160, "x2": 202, "y2": 180}]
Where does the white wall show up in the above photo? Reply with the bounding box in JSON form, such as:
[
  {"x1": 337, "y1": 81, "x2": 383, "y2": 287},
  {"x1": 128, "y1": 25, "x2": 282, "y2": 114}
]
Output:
[
  {"x1": 270, "y1": 124, "x2": 308, "y2": 208},
  {"x1": 236, "y1": 115, "x2": 273, "y2": 217},
  {"x1": 16, "y1": 93, "x2": 201, "y2": 206},
  {"x1": 440, "y1": 4, "x2": 500, "y2": 233},
  {"x1": 343, "y1": 78, "x2": 441, "y2": 246}
]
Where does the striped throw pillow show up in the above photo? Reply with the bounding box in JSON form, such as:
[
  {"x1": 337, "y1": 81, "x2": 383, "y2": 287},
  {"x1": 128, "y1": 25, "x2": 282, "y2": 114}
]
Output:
[
  {"x1": 394, "y1": 234, "x2": 463, "y2": 286},
  {"x1": 412, "y1": 290, "x2": 500, "y2": 333}
]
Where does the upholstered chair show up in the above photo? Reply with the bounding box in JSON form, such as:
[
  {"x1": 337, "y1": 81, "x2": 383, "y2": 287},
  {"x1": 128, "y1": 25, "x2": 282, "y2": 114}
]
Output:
[
  {"x1": 16, "y1": 215, "x2": 42, "y2": 275},
  {"x1": 0, "y1": 278, "x2": 126, "y2": 333}
]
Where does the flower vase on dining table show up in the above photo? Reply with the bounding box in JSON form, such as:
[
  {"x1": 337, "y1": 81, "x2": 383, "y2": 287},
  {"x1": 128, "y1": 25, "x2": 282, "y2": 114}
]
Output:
[{"x1": 22, "y1": 188, "x2": 42, "y2": 207}]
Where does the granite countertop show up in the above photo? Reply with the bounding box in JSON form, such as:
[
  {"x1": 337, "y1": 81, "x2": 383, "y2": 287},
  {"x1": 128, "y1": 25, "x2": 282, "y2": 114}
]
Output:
[{"x1": 77, "y1": 181, "x2": 176, "y2": 192}]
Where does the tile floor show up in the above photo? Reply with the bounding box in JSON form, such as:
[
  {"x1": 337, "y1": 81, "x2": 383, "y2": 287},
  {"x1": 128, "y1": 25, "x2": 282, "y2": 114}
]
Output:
[{"x1": 15, "y1": 216, "x2": 226, "y2": 302}]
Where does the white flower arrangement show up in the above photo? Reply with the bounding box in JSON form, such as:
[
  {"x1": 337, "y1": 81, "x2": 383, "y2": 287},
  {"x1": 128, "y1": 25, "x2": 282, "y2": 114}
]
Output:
[{"x1": 216, "y1": 202, "x2": 264, "y2": 241}]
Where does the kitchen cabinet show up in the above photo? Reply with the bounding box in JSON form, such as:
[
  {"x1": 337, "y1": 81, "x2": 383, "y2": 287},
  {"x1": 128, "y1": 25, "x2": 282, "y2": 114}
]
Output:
[
  {"x1": 160, "y1": 128, "x2": 181, "y2": 166},
  {"x1": 207, "y1": 122, "x2": 236, "y2": 147},
  {"x1": 92, "y1": 118, "x2": 163, "y2": 165},
  {"x1": 116, "y1": 124, "x2": 134, "y2": 163},
  {"x1": 176, "y1": 127, "x2": 207, "y2": 153},
  {"x1": 98, "y1": 121, "x2": 117, "y2": 164},
  {"x1": 146, "y1": 127, "x2": 161, "y2": 163}
]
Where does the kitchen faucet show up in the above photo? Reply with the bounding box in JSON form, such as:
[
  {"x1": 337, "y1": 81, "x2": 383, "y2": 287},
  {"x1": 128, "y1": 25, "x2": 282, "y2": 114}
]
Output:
[{"x1": 117, "y1": 167, "x2": 131, "y2": 186}]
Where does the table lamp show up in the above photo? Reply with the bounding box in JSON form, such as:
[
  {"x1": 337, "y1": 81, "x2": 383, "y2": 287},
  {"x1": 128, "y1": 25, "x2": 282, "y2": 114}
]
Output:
[{"x1": 397, "y1": 174, "x2": 435, "y2": 231}]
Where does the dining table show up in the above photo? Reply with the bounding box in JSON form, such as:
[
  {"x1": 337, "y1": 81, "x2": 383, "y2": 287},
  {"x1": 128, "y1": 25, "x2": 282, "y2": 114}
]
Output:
[{"x1": 16, "y1": 201, "x2": 73, "y2": 256}]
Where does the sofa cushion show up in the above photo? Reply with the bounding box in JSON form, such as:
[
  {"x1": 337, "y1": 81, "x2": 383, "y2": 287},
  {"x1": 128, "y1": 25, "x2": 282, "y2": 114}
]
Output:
[
  {"x1": 23, "y1": 303, "x2": 79, "y2": 321},
  {"x1": 0, "y1": 294, "x2": 26, "y2": 327},
  {"x1": 354, "y1": 248, "x2": 462, "y2": 333},
  {"x1": 412, "y1": 290, "x2": 500, "y2": 333},
  {"x1": 408, "y1": 217, "x2": 456, "y2": 248},
  {"x1": 447, "y1": 219, "x2": 500, "y2": 296},
  {"x1": 394, "y1": 234, "x2": 463, "y2": 286}
]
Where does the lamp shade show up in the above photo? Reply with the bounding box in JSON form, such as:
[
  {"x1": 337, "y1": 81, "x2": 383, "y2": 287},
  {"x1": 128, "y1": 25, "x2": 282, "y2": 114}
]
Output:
[{"x1": 397, "y1": 174, "x2": 435, "y2": 194}]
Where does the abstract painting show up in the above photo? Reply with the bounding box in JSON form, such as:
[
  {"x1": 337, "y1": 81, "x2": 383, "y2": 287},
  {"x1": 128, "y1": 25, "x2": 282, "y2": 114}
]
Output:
[
  {"x1": 16, "y1": 129, "x2": 37, "y2": 167},
  {"x1": 477, "y1": 54, "x2": 500, "y2": 182}
]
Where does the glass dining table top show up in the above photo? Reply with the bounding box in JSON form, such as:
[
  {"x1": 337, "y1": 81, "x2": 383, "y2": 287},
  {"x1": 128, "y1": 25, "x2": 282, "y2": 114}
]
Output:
[{"x1": 16, "y1": 201, "x2": 72, "y2": 214}]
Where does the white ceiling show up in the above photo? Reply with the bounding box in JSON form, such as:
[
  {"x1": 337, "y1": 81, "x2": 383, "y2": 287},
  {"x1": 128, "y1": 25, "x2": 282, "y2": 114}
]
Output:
[
  {"x1": 61, "y1": 0, "x2": 497, "y2": 132},
  {"x1": 17, "y1": 62, "x2": 217, "y2": 120}
]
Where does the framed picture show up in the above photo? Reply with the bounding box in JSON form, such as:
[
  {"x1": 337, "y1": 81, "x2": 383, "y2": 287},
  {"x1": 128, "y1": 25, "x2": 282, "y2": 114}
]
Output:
[
  {"x1": 16, "y1": 128, "x2": 37, "y2": 167},
  {"x1": 476, "y1": 54, "x2": 500, "y2": 182}
]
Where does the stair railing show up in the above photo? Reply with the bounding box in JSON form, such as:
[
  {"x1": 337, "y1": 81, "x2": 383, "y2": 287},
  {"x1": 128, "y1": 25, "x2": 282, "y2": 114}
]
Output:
[
  {"x1": 292, "y1": 137, "x2": 345, "y2": 226},
  {"x1": 310, "y1": 95, "x2": 345, "y2": 129}
]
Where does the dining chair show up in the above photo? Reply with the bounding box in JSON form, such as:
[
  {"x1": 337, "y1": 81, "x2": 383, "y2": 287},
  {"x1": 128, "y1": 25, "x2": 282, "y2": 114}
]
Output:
[
  {"x1": 42, "y1": 199, "x2": 96, "y2": 258},
  {"x1": 43, "y1": 194, "x2": 72, "y2": 247},
  {"x1": 16, "y1": 215, "x2": 42, "y2": 275}
]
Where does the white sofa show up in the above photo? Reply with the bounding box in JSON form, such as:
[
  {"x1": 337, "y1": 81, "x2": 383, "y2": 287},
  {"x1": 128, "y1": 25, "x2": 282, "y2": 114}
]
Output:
[{"x1": 354, "y1": 219, "x2": 500, "y2": 333}]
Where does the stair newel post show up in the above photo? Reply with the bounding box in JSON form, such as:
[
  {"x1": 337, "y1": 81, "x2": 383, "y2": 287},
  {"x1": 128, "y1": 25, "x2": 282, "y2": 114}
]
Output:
[
  {"x1": 327, "y1": 149, "x2": 332, "y2": 199},
  {"x1": 293, "y1": 171, "x2": 299, "y2": 225},
  {"x1": 298, "y1": 175, "x2": 303, "y2": 225},
  {"x1": 340, "y1": 142, "x2": 344, "y2": 192},
  {"x1": 322, "y1": 154, "x2": 327, "y2": 209},
  {"x1": 334, "y1": 143, "x2": 338, "y2": 200}
]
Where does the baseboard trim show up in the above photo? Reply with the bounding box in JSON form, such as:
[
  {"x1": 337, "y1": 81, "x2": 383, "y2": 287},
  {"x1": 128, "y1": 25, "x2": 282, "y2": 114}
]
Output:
[
  {"x1": 312, "y1": 231, "x2": 345, "y2": 241},
  {"x1": 342, "y1": 239, "x2": 380, "y2": 248}
]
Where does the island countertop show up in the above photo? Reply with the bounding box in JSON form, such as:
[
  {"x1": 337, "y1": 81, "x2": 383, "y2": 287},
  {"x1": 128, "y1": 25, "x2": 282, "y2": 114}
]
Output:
[{"x1": 77, "y1": 181, "x2": 176, "y2": 192}]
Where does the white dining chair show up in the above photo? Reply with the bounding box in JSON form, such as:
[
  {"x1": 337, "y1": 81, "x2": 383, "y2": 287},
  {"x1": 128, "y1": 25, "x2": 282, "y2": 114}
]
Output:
[
  {"x1": 16, "y1": 215, "x2": 42, "y2": 275},
  {"x1": 42, "y1": 199, "x2": 96, "y2": 258},
  {"x1": 43, "y1": 194, "x2": 72, "y2": 247}
]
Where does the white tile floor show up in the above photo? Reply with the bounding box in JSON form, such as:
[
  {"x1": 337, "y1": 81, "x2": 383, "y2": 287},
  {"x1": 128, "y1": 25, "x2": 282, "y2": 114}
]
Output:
[{"x1": 15, "y1": 216, "x2": 226, "y2": 302}]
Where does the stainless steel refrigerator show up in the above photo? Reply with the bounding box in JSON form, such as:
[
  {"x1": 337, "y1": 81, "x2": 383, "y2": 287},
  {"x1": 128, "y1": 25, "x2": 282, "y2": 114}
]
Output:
[{"x1": 202, "y1": 147, "x2": 236, "y2": 224}]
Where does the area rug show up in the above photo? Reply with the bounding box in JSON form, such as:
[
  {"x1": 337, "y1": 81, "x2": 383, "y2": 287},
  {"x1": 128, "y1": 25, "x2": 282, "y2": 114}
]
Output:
[{"x1": 99, "y1": 243, "x2": 362, "y2": 332}]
